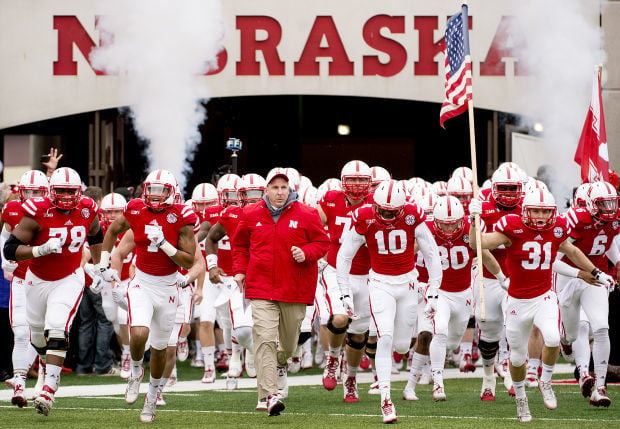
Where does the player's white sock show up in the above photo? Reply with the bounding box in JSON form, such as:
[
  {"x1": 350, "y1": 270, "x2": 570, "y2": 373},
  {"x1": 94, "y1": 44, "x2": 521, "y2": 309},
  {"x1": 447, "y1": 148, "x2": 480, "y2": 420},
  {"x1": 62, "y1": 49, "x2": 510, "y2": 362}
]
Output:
[
  {"x1": 195, "y1": 341, "x2": 203, "y2": 360},
  {"x1": 147, "y1": 376, "x2": 160, "y2": 402},
  {"x1": 328, "y1": 345, "x2": 341, "y2": 359},
  {"x1": 202, "y1": 346, "x2": 215, "y2": 368},
  {"x1": 527, "y1": 358, "x2": 540, "y2": 377},
  {"x1": 540, "y1": 363, "x2": 554, "y2": 382},
  {"x1": 592, "y1": 328, "x2": 610, "y2": 388},
  {"x1": 513, "y1": 379, "x2": 526, "y2": 399},
  {"x1": 574, "y1": 321, "x2": 591, "y2": 376},
  {"x1": 131, "y1": 359, "x2": 144, "y2": 378},
  {"x1": 460, "y1": 342, "x2": 472, "y2": 356},
  {"x1": 375, "y1": 335, "x2": 393, "y2": 389},
  {"x1": 407, "y1": 352, "x2": 428, "y2": 388},
  {"x1": 347, "y1": 364, "x2": 358, "y2": 378},
  {"x1": 44, "y1": 363, "x2": 62, "y2": 391},
  {"x1": 429, "y1": 334, "x2": 447, "y2": 378},
  {"x1": 482, "y1": 358, "x2": 495, "y2": 377}
]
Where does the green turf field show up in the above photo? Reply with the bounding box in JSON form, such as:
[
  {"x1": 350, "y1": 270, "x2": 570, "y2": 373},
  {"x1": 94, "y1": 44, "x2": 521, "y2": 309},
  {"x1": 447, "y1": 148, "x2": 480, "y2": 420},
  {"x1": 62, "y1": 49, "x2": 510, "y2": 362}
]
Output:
[{"x1": 1, "y1": 363, "x2": 617, "y2": 429}]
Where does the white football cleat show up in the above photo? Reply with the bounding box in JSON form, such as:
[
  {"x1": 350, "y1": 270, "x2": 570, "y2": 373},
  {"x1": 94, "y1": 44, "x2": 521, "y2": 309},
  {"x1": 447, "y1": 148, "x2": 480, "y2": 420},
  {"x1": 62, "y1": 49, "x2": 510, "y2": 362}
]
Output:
[
  {"x1": 267, "y1": 393, "x2": 285, "y2": 416},
  {"x1": 432, "y1": 382, "x2": 446, "y2": 402},
  {"x1": 590, "y1": 386, "x2": 611, "y2": 407},
  {"x1": 155, "y1": 390, "x2": 166, "y2": 407},
  {"x1": 176, "y1": 338, "x2": 189, "y2": 362},
  {"x1": 381, "y1": 397, "x2": 397, "y2": 424},
  {"x1": 402, "y1": 383, "x2": 419, "y2": 401},
  {"x1": 579, "y1": 373, "x2": 595, "y2": 398},
  {"x1": 33, "y1": 385, "x2": 55, "y2": 416},
  {"x1": 368, "y1": 380, "x2": 380, "y2": 395},
  {"x1": 256, "y1": 398, "x2": 267, "y2": 410},
  {"x1": 288, "y1": 357, "x2": 301, "y2": 374},
  {"x1": 125, "y1": 368, "x2": 144, "y2": 404},
  {"x1": 515, "y1": 396, "x2": 532, "y2": 422},
  {"x1": 343, "y1": 376, "x2": 359, "y2": 403},
  {"x1": 201, "y1": 366, "x2": 216, "y2": 383},
  {"x1": 120, "y1": 354, "x2": 131, "y2": 380},
  {"x1": 190, "y1": 357, "x2": 204, "y2": 368},
  {"x1": 32, "y1": 365, "x2": 46, "y2": 400},
  {"x1": 140, "y1": 395, "x2": 157, "y2": 423},
  {"x1": 538, "y1": 380, "x2": 557, "y2": 410},
  {"x1": 301, "y1": 347, "x2": 313, "y2": 370},
  {"x1": 480, "y1": 376, "x2": 496, "y2": 402},
  {"x1": 11, "y1": 383, "x2": 28, "y2": 408}
]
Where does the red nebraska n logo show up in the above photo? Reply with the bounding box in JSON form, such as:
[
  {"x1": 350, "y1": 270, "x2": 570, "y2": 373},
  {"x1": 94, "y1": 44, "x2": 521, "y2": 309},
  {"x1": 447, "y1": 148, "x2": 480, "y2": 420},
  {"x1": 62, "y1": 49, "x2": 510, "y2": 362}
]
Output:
[{"x1": 169, "y1": 296, "x2": 175, "y2": 303}]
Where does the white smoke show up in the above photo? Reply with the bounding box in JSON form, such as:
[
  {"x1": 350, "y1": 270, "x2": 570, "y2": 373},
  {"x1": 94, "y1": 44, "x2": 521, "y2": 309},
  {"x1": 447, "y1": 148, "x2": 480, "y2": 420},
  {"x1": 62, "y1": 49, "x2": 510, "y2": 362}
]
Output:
[
  {"x1": 90, "y1": 0, "x2": 224, "y2": 192},
  {"x1": 511, "y1": 0, "x2": 605, "y2": 206}
]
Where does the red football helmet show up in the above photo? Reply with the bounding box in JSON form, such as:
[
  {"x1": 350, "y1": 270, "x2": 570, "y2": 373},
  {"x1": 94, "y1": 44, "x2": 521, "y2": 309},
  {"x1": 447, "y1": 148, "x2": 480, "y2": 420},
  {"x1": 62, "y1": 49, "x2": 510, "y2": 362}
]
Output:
[
  {"x1": 49, "y1": 167, "x2": 82, "y2": 210},
  {"x1": 586, "y1": 181, "x2": 619, "y2": 222},
  {"x1": 217, "y1": 173, "x2": 241, "y2": 207},
  {"x1": 433, "y1": 196, "x2": 466, "y2": 241},
  {"x1": 341, "y1": 160, "x2": 372, "y2": 201},
  {"x1": 372, "y1": 180, "x2": 407, "y2": 224},
  {"x1": 239, "y1": 173, "x2": 267, "y2": 205},
  {"x1": 18, "y1": 170, "x2": 49, "y2": 201},
  {"x1": 143, "y1": 169, "x2": 177, "y2": 210},
  {"x1": 491, "y1": 166, "x2": 523, "y2": 207},
  {"x1": 521, "y1": 189, "x2": 557, "y2": 230}
]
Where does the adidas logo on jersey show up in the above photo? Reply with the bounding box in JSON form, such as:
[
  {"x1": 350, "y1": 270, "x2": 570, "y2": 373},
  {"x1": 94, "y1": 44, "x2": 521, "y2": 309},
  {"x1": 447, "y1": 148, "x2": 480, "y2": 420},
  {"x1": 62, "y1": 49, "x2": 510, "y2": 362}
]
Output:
[
  {"x1": 256, "y1": 222, "x2": 262, "y2": 226},
  {"x1": 534, "y1": 234, "x2": 543, "y2": 240},
  {"x1": 65, "y1": 220, "x2": 73, "y2": 225}
]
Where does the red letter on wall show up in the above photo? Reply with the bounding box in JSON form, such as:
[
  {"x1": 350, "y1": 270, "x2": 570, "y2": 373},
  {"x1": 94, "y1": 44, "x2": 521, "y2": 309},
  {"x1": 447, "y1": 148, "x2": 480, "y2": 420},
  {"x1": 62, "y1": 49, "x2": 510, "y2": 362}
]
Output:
[
  {"x1": 414, "y1": 16, "x2": 473, "y2": 76},
  {"x1": 53, "y1": 16, "x2": 105, "y2": 76},
  {"x1": 480, "y1": 16, "x2": 528, "y2": 76},
  {"x1": 236, "y1": 16, "x2": 285, "y2": 76},
  {"x1": 362, "y1": 15, "x2": 406, "y2": 77},
  {"x1": 294, "y1": 16, "x2": 354, "y2": 76}
]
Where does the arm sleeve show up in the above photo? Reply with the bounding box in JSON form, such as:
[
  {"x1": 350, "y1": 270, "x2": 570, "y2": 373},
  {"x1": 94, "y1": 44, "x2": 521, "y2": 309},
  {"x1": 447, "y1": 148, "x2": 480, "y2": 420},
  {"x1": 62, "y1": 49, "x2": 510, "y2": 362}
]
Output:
[
  {"x1": 299, "y1": 209, "x2": 330, "y2": 263},
  {"x1": 552, "y1": 259, "x2": 580, "y2": 278},
  {"x1": 415, "y1": 222, "x2": 442, "y2": 289},
  {"x1": 605, "y1": 234, "x2": 620, "y2": 265},
  {"x1": 0, "y1": 227, "x2": 11, "y2": 264},
  {"x1": 231, "y1": 215, "x2": 251, "y2": 276},
  {"x1": 336, "y1": 228, "x2": 366, "y2": 293}
]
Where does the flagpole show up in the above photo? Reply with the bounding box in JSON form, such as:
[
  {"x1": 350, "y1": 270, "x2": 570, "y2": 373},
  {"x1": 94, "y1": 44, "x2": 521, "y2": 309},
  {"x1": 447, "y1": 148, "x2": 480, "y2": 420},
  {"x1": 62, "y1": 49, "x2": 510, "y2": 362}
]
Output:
[{"x1": 467, "y1": 88, "x2": 486, "y2": 322}]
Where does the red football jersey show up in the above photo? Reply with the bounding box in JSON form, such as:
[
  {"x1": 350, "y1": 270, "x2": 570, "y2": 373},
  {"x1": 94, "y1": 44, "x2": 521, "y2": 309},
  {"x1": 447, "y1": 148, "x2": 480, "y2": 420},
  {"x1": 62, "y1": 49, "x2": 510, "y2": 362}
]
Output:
[
  {"x1": 319, "y1": 190, "x2": 371, "y2": 275},
  {"x1": 216, "y1": 205, "x2": 243, "y2": 275},
  {"x1": 203, "y1": 204, "x2": 222, "y2": 226},
  {"x1": 352, "y1": 203, "x2": 426, "y2": 276},
  {"x1": 430, "y1": 217, "x2": 473, "y2": 292},
  {"x1": 495, "y1": 214, "x2": 571, "y2": 299},
  {"x1": 1, "y1": 200, "x2": 30, "y2": 278},
  {"x1": 479, "y1": 198, "x2": 521, "y2": 279},
  {"x1": 562, "y1": 207, "x2": 620, "y2": 273},
  {"x1": 22, "y1": 196, "x2": 99, "y2": 281},
  {"x1": 123, "y1": 199, "x2": 198, "y2": 276}
]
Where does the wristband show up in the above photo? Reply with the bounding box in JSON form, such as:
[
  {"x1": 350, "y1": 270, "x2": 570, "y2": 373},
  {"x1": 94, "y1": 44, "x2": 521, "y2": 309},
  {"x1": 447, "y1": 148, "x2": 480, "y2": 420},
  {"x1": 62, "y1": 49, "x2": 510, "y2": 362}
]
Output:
[
  {"x1": 494, "y1": 271, "x2": 506, "y2": 281},
  {"x1": 158, "y1": 240, "x2": 178, "y2": 257},
  {"x1": 99, "y1": 250, "x2": 111, "y2": 268},
  {"x1": 206, "y1": 254, "x2": 218, "y2": 270},
  {"x1": 32, "y1": 246, "x2": 42, "y2": 258},
  {"x1": 591, "y1": 268, "x2": 601, "y2": 277}
]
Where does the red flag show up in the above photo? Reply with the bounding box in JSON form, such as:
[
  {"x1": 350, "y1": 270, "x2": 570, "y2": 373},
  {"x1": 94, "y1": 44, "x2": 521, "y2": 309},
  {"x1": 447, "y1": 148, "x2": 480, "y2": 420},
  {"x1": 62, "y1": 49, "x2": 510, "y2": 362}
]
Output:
[{"x1": 574, "y1": 67, "x2": 609, "y2": 183}]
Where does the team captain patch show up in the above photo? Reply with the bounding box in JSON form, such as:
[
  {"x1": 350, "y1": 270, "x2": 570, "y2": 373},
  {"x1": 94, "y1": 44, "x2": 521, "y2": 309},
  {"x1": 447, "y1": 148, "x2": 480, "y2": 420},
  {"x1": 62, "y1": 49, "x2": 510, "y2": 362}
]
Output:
[
  {"x1": 405, "y1": 214, "x2": 416, "y2": 225},
  {"x1": 553, "y1": 226, "x2": 563, "y2": 238},
  {"x1": 167, "y1": 213, "x2": 178, "y2": 224}
]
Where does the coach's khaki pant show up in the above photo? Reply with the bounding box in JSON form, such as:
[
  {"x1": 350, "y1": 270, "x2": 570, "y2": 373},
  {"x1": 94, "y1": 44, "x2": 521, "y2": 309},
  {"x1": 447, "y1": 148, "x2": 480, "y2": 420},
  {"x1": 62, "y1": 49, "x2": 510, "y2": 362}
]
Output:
[{"x1": 251, "y1": 299, "x2": 306, "y2": 400}]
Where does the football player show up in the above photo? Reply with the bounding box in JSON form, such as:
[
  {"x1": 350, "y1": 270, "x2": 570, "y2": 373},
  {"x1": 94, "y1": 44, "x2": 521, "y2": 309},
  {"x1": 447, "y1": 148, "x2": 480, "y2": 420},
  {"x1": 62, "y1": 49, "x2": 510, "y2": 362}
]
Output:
[
  {"x1": 469, "y1": 189, "x2": 614, "y2": 422},
  {"x1": 97, "y1": 169, "x2": 198, "y2": 423},
  {"x1": 337, "y1": 180, "x2": 441, "y2": 423},
  {"x1": 4, "y1": 167, "x2": 103, "y2": 416}
]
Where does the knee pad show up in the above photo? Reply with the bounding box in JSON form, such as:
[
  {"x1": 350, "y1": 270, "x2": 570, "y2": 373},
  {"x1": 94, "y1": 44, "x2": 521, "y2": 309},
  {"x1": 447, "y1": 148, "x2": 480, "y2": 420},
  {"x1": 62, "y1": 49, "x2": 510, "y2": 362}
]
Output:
[
  {"x1": 394, "y1": 339, "x2": 410, "y2": 355},
  {"x1": 298, "y1": 331, "x2": 312, "y2": 345},
  {"x1": 510, "y1": 349, "x2": 527, "y2": 368},
  {"x1": 346, "y1": 332, "x2": 368, "y2": 350},
  {"x1": 12, "y1": 325, "x2": 30, "y2": 341},
  {"x1": 327, "y1": 315, "x2": 349, "y2": 335},
  {"x1": 45, "y1": 329, "x2": 69, "y2": 351},
  {"x1": 478, "y1": 340, "x2": 499, "y2": 360},
  {"x1": 365, "y1": 340, "x2": 377, "y2": 359},
  {"x1": 233, "y1": 326, "x2": 253, "y2": 348}
]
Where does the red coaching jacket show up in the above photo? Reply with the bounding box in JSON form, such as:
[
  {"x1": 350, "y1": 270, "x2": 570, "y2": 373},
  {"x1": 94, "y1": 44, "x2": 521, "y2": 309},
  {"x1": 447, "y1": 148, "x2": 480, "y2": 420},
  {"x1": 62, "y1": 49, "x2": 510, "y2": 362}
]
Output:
[{"x1": 232, "y1": 199, "x2": 329, "y2": 305}]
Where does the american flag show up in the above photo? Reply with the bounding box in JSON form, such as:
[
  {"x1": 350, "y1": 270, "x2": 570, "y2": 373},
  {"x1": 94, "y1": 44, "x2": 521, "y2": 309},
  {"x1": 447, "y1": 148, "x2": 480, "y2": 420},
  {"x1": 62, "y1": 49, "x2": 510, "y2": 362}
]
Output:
[{"x1": 439, "y1": 4, "x2": 472, "y2": 129}]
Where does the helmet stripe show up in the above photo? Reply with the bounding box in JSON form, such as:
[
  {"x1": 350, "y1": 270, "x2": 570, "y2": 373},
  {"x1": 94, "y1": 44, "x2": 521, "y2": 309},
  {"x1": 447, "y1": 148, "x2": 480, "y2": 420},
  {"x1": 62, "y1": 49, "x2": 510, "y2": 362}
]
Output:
[
  {"x1": 386, "y1": 180, "x2": 394, "y2": 204},
  {"x1": 65, "y1": 168, "x2": 69, "y2": 182},
  {"x1": 202, "y1": 185, "x2": 205, "y2": 197},
  {"x1": 539, "y1": 189, "x2": 543, "y2": 202},
  {"x1": 447, "y1": 198, "x2": 452, "y2": 216},
  {"x1": 30, "y1": 171, "x2": 35, "y2": 184},
  {"x1": 111, "y1": 194, "x2": 115, "y2": 204}
]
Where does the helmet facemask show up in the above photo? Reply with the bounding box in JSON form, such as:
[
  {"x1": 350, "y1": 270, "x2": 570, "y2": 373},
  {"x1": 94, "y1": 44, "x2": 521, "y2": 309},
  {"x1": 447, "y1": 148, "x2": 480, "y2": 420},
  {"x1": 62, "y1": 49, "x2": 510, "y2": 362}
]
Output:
[
  {"x1": 342, "y1": 176, "x2": 371, "y2": 201},
  {"x1": 143, "y1": 182, "x2": 174, "y2": 210},
  {"x1": 492, "y1": 183, "x2": 523, "y2": 207},
  {"x1": 51, "y1": 186, "x2": 81, "y2": 210},
  {"x1": 434, "y1": 217, "x2": 465, "y2": 241},
  {"x1": 522, "y1": 206, "x2": 556, "y2": 230}
]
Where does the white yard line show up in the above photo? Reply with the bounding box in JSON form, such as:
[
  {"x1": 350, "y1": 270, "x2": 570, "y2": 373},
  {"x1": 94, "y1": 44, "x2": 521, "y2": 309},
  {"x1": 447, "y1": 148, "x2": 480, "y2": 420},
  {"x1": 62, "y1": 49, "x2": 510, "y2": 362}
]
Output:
[{"x1": 0, "y1": 364, "x2": 576, "y2": 402}]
